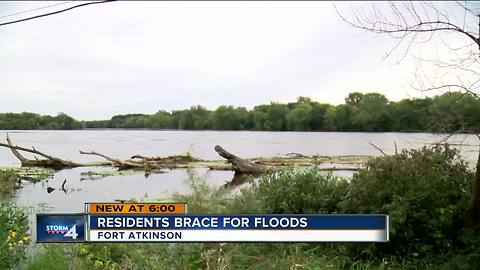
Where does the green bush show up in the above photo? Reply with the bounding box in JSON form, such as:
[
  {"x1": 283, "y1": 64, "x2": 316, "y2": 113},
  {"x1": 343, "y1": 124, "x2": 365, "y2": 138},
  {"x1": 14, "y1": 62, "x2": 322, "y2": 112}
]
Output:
[
  {"x1": 25, "y1": 245, "x2": 71, "y2": 270},
  {"x1": 341, "y1": 145, "x2": 473, "y2": 257},
  {"x1": 176, "y1": 170, "x2": 233, "y2": 214},
  {"x1": 0, "y1": 202, "x2": 31, "y2": 269},
  {"x1": 20, "y1": 148, "x2": 480, "y2": 269},
  {"x1": 232, "y1": 168, "x2": 349, "y2": 214},
  {"x1": 0, "y1": 170, "x2": 19, "y2": 195}
]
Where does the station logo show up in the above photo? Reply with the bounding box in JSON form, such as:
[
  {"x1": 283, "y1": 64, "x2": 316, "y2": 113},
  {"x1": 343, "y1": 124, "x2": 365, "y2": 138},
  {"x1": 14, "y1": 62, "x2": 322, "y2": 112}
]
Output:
[
  {"x1": 45, "y1": 224, "x2": 78, "y2": 239},
  {"x1": 37, "y1": 214, "x2": 85, "y2": 242}
]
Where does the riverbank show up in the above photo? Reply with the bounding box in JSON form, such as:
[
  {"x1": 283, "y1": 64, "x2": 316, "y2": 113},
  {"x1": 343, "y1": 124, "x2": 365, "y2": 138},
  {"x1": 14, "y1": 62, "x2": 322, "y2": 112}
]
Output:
[{"x1": 6, "y1": 145, "x2": 480, "y2": 269}]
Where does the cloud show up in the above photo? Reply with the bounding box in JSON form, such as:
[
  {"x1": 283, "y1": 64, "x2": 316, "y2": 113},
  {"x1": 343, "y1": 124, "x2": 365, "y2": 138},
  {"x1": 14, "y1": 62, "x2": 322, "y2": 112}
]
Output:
[{"x1": 0, "y1": 1, "x2": 469, "y2": 120}]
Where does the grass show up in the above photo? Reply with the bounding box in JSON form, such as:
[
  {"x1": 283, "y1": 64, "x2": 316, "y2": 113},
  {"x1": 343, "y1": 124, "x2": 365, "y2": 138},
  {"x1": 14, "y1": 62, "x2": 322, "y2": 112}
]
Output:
[
  {"x1": 0, "y1": 170, "x2": 18, "y2": 195},
  {"x1": 17, "y1": 169, "x2": 392, "y2": 269},
  {"x1": 0, "y1": 202, "x2": 31, "y2": 269},
  {"x1": 15, "y1": 147, "x2": 480, "y2": 269},
  {"x1": 0, "y1": 167, "x2": 53, "y2": 182}
]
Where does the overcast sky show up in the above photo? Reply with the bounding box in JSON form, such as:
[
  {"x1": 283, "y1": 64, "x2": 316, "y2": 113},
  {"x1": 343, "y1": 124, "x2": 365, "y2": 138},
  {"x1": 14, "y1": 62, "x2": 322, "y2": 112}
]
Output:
[{"x1": 0, "y1": 1, "x2": 474, "y2": 120}]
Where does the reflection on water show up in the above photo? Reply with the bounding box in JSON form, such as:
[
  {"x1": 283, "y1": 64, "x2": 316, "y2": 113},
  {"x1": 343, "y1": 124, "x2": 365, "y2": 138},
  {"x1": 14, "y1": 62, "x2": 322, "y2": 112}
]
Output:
[
  {"x1": 0, "y1": 130, "x2": 477, "y2": 212},
  {"x1": 12, "y1": 167, "x2": 233, "y2": 213}
]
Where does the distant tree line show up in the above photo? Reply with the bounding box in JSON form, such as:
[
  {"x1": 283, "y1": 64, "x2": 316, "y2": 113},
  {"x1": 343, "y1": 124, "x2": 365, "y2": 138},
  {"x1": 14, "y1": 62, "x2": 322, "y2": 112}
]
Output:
[
  {"x1": 0, "y1": 112, "x2": 82, "y2": 130},
  {"x1": 1, "y1": 92, "x2": 479, "y2": 132}
]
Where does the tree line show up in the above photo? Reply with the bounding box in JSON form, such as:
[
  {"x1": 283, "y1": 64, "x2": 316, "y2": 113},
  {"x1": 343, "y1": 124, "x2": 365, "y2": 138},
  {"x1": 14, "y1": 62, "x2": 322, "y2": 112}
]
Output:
[{"x1": 1, "y1": 92, "x2": 479, "y2": 132}]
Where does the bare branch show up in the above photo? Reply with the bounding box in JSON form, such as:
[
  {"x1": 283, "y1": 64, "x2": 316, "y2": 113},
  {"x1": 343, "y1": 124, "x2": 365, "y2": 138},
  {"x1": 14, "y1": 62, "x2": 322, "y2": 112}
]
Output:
[{"x1": 368, "y1": 142, "x2": 388, "y2": 156}]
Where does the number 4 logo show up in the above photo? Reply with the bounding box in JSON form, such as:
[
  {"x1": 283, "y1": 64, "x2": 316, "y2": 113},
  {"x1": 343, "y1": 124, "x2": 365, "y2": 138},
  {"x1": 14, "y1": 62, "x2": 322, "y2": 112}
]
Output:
[{"x1": 64, "y1": 225, "x2": 78, "y2": 239}]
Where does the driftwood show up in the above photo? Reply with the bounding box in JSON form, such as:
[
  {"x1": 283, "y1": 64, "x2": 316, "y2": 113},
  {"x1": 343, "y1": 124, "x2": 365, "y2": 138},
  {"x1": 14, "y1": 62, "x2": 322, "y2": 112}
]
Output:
[
  {"x1": 78, "y1": 151, "x2": 202, "y2": 170},
  {"x1": 214, "y1": 145, "x2": 267, "y2": 174},
  {"x1": 79, "y1": 150, "x2": 146, "y2": 169},
  {"x1": 0, "y1": 135, "x2": 366, "y2": 174},
  {"x1": 0, "y1": 134, "x2": 80, "y2": 169},
  {"x1": 131, "y1": 154, "x2": 200, "y2": 169}
]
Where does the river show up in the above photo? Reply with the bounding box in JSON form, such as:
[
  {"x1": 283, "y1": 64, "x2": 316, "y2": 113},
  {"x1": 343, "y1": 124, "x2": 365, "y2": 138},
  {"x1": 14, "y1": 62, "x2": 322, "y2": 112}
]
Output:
[{"x1": 0, "y1": 130, "x2": 478, "y2": 213}]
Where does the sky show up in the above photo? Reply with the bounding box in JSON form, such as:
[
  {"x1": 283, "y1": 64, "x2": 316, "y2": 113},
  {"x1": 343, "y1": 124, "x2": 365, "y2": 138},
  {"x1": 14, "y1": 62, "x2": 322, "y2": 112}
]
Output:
[{"x1": 0, "y1": 1, "x2": 477, "y2": 120}]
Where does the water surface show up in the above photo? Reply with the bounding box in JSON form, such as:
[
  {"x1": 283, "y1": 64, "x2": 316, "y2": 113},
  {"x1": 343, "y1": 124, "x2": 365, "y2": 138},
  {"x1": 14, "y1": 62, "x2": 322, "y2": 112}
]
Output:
[{"x1": 0, "y1": 130, "x2": 477, "y2": 213}]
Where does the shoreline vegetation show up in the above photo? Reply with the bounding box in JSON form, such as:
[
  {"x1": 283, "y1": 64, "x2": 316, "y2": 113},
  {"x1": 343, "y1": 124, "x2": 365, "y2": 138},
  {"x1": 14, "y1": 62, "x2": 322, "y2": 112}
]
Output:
[
  {"x1": 1, "y1": 92, "x2": 479, "y2": 268},
  {"x1": 1, "y1": 145, "x2": 478, "y2": 269},
  {"x1": 0, "y1": 91, "x2": 479, "y2": 133}
]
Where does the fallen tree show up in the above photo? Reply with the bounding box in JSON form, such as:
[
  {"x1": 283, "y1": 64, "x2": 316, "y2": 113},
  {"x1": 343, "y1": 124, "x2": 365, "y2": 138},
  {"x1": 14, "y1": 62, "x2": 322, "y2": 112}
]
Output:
[
  {"x1": 0, "y1": 134, "x2": 81, "y2": 169},
  {"x1": 79, "y1": 150, "x2": 146, "y2": 169},
  {"x1": 214, "y1": 145, "x2": 267, "y2": 174},
  {"x1": 0, "y1": 135, "x2": 367, "y2": 174}
]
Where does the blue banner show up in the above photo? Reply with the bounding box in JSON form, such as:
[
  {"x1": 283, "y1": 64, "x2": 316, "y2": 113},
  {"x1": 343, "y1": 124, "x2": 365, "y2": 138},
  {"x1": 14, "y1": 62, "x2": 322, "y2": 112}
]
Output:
[
  {"x1": 36, "y1": 214, "x2": 85, "y2": 243},
  {"x1": 89, "y1": 214, "x2": 387, "y2": 230}
]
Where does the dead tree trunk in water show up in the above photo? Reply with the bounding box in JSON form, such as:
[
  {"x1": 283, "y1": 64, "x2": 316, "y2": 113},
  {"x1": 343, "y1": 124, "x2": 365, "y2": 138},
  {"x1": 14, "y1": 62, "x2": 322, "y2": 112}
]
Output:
[
  {"x1": 214, "y1": 145, "x2": 267, "y2": 174},
  {"x1": 0, "y1": 134, "x2": 80, "y2": 169},
  {"x1": 79, "y1": 150, "x2": 147, "y2": 169},
  {"x1": 0, "y1": 135, "x2": 364, "y2": 174}
]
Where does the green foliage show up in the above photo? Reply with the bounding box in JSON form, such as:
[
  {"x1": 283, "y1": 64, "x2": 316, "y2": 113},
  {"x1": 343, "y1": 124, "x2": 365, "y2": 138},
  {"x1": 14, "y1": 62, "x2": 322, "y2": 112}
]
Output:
[
  {"x1": 0, "y1": 202, "x2": 31, "y2": 269},
  {"x1": 428, "y1": 92, "x2": 480, "y2": 132},
  {"x1": 24, "y1": 245, "x2": 71, "y2": 270},
  {"x1": 264, "y1": 102, "x2": 289, "y2": 131},
  {"x1": 148, "y1": 110, "x2": 173, "y2": 129},
  {"x1": 171, "y1": 106, "x2": 212, "y2": 130},
  {"x1": 0, "y1": 112, "x2": 83, "y2": 130},
  {"x1": 76, "y1": 243, "x2": 155, "y2": 269},
  {"x1": 17, "y1": 147, "x2": 480, "y2": 269},
  {"x1": 324, "y1": 104, "x2": 354, "y2": 131},
  {"x1": 345, "y1": 92, "x2": 364, "y2": 106},
  {"x1": 233, "y1": 169, "x2": 349, "y2": 214},
  {"x1": 342, "y1": 145, "x2": 474, "y2": 257},
  {"x1": 351, "y1": 93, "x2": 391, "y2": 131},
  {"x1": 210, "y1": 105, "x2": 249, "y2": 130},
  {"x1": 24, "y1": 243, "x2": 182, "y2": 270},
  {"x1": 286, "y1": 102, "x2": 312, "y2": 131},
  {"x1": 388, "y1": 98, "x2": 431, "y2": 131},
  {"x1": 177, "y1": 170, "x2": 232, "y2": 214},
  {"x1": 0, "y1": 170, "x2": 19, "y2": 195},
  {"x1": 309, "y1": 103, "x2": 332, "y2": 131},
  {"x1": 2, "y1": 91, "x2": 479, "y2": 133}
]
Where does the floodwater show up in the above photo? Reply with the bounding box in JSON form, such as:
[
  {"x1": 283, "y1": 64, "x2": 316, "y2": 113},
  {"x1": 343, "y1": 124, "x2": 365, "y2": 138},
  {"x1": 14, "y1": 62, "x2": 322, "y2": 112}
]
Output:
[{"x1": 0, "y1": 130, "x2": 478, "y2": 213}]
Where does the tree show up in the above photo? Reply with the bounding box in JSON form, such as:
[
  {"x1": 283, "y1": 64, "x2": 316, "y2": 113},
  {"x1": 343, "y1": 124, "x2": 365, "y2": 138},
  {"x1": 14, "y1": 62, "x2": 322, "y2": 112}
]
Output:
[
  {"x1": 352, "y1": 93, "x2": 391, "y2": 131},
  {"x1": 190, "y1": 105, "x2": 212, "y2": 130},
  {"x1": 286, "y1": 103, "x2": 312, "y2": 131},
  {"x1": 265, "y1": 103, "x2": 289, "y2": 131},
  {"x1": 149, "y1": 111, "x2": 173, "y2": 129},
  {"x1": 345, "y1": 92, "x2": 364, "y2": 106},
  {"x1": 323, "y1": 106, "x2": 337, "y2": 131},
  {"x1": 250, "y1": 105, "x2": 269, "y2": 130},
  {"x1": 54, "y1": 113, "x2": 83, "y2": 129},
  {"x1": 389, "y1": 98, "x2": 431, "y2": 131},
  {"x1": 210, "y1": 105, "x2": 248, "y2": 130},
  {"x1": 296, "y1": 96, "x2": 313, "y2": 104},
  {"x1": 336, "y1": 1, "x2": 480, "y2": 228},
  {"x1": 309, "y1": 103, "x2": 332, "y2": 131},
  {"x1": 325, "y1": 104, "x2": 354, "y2": 131}
]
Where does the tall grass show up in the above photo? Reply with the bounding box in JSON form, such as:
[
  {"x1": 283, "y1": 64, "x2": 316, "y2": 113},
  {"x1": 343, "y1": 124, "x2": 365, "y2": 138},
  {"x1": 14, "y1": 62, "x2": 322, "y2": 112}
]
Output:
[
  {"x1": 18, "y1": 146, "x2": 480, "y2": 269},
  {"x1": 0, "y1": 170, "x2": 19, "y2": 195},
  {"x1": 0, "y1": 202, "x2": 31, "y2": 269}
]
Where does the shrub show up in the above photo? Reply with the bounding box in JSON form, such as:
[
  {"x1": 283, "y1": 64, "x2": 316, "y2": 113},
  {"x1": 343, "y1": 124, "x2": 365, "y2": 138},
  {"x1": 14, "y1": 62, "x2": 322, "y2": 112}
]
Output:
[
  {"x1": 25, "y1": 245, "x2": 71, "y2": 270},
  {"x1": 175, "y1": 170, "x2": 233, "y2": 214},
  {"x1": 0, "y1": 202, "x2": 31, "y2": 269},
  {"x1": 233, "y1": 168, "x2": 349, "y2": 214},
  {"x1": 0, "y1": 170, "x2": 19, "y2": 195},
  {"x1": 341, "y1": 145, "x2": 473, "y2": 257}
]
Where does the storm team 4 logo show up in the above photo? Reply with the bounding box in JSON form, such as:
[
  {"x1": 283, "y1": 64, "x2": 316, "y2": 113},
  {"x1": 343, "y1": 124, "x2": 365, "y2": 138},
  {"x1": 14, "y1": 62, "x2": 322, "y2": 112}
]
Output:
[{"x1": 45, "y1": 225, "x2": 78, "y2": 239}]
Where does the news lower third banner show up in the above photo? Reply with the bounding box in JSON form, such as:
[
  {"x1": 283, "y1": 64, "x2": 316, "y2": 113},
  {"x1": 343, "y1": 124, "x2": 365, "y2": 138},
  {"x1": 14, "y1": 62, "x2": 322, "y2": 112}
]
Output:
[{"x1": 36, "y1": 203, "x2": 389, "y2": 243}]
